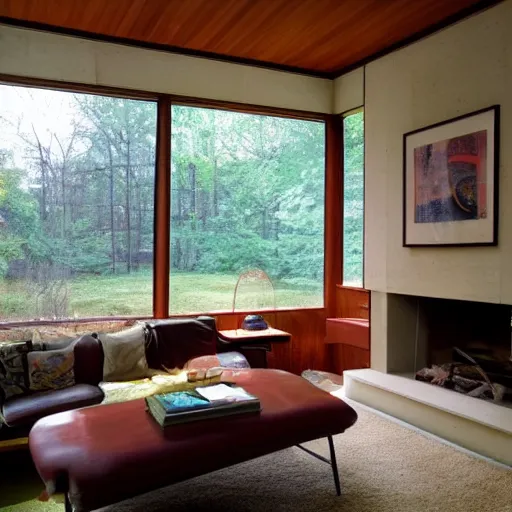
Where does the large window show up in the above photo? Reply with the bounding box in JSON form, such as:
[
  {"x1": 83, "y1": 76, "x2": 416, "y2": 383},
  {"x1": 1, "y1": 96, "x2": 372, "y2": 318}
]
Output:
[
  {"x1": 0, "y1": 82, "x2": 327, "y2": 322},
  {"x1": 170, "y1": 106, "x2": 326, "y2": 314},
  {"x1": 342, "y1": 109, "x2": 364, "y2": 287},
  {"x1": 0, "y1": 84, "x2": 157, "y2": 320}
]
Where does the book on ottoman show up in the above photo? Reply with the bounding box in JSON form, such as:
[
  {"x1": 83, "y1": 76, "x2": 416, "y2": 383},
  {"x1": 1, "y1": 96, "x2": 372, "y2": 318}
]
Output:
[{"x1": 145, "y1": 383, "x2": 261, "y2": 427}]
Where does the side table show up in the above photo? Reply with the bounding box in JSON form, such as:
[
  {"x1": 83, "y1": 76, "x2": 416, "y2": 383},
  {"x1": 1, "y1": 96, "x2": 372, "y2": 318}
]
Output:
[{"x1": 217, "y1": 328, "x2": 291, "y2": 368}]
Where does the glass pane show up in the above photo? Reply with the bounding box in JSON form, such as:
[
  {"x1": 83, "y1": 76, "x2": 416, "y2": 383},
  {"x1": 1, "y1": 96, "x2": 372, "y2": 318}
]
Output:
[
  {"x1": 0, "y1": 84, "x2": 157, "y2": 320},
  {"x1": 343, "y1": 110, "x2": 364, "y2": 287},
  {"x1": 170, "y1": 106, "x2": 325, "y2": 314}
]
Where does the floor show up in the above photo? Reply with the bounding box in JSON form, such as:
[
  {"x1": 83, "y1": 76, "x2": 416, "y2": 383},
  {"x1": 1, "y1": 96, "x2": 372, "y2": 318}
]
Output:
[{"x1": 0, "y1": 373, "x2": 510, "y2": 512}]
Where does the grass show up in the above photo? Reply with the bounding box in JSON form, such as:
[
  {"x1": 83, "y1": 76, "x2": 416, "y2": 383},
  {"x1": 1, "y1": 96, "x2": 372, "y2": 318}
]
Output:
[{"x1": 0, "y1": 271, "x2": 323, "y2": 321}]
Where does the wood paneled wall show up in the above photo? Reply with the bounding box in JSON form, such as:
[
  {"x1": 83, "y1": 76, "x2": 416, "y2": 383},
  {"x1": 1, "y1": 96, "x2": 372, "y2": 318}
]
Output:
[
  {"x1": 328, "y1": 285, "x2": 371, "y2": 374},
  {"x1": 214, "y1": 309, "x2": 328, "y2": 375},
  {"x1": 335, "y1": 285, "x2": 370, "y2": 319}
]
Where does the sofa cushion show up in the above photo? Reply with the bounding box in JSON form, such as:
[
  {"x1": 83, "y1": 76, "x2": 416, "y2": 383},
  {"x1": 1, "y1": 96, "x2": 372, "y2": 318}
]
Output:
[
  {"x1": 98, "y1": 325, "x2": 148, "y2": 382},
  {"x1": 2, "y1": 384, "x2": 104, "y2": 427},
  {"x1": 0, "y1": 341, "x2": 31, "y2": 403},
  {"x1": 27, "y1": 342, "x2": 76, "y2": 392}
]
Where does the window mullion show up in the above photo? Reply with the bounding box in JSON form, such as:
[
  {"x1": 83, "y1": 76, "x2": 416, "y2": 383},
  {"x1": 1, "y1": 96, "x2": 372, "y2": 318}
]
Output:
[{"x1": 153, "y1": 96, "x2": 171, "y2": 318}]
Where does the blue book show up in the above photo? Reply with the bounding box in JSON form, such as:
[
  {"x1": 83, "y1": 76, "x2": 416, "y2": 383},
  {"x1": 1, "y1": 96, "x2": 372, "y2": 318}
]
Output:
[
  {"x1": 153, "y1": 391, "x2": 211, "y2": 413},
  {"x1": 145, "y1": 385, "x2": 260, "y2": 427}
]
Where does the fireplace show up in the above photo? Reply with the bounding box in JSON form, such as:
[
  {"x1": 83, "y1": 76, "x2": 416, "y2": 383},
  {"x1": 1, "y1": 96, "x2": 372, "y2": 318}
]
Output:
[
  {"x1": 413, "y1": 297, "x2": 512, "y2": 405},
  {"x1": 369, "y1": 292, "x2": 512, "y2": 408},
  {"x1": 343, "y1": 291, "x2": 512, "y2": 464}
]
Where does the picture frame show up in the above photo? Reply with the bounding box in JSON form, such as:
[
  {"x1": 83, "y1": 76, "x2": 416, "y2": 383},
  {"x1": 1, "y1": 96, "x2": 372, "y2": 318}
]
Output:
[{"x1": 403, "y1": 105, "x2": 500, "y2": 247}]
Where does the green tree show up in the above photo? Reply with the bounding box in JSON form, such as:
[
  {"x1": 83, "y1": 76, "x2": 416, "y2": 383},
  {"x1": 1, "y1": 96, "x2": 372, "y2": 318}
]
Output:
[{"x1": 343, "y1": 111, "x2": 364, "y2": 285}]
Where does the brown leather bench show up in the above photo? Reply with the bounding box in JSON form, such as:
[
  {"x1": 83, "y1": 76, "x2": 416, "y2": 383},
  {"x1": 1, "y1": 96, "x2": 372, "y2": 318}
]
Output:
[{"x1": 29, "y1": 369, "x2": 358, "y2": 512}]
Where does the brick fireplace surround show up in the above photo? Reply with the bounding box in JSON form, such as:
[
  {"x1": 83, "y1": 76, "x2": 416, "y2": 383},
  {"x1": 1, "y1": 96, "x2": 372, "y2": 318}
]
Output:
[{"x1": 344, "y1": 291, "x2": 512, "y2": 466}]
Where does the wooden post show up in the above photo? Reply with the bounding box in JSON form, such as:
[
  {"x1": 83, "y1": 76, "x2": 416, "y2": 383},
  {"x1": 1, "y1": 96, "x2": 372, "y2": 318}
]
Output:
[
  {"x1": 153, "y1": 96, "x2": 171, "y2": 318},
  {"x1": 324, "y1": 115, "x2": 343, "y2": 318}
]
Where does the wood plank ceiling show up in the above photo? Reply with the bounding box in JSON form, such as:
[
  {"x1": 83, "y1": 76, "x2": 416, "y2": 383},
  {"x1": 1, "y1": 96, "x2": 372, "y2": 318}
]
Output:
[{"x1": 0, "y1": 0, "x2": 502, "y2": 77}]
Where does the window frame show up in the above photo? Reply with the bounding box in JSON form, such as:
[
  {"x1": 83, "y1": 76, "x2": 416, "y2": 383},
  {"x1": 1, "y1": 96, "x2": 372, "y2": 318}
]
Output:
[
  {"x1": 0, "y1": 73, "x2": 341, "y2": 325},
  {"x1": 341, "y1": 106, "x2": 365, "y2": 290}
]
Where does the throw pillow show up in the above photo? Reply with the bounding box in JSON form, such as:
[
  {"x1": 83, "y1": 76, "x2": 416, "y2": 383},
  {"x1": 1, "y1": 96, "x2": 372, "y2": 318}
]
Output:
[
  {"x1": 31, "y1": 329, "x2": 76, "y2": 351},
  {"x1": 31, "y1": 327, "x2": 78, "y2": 345},
  {"x1": 0, "y1": 341, "x2": 31, "y2": 402},
  {"x1": 99, "y1": 324, "x2": 148, "y2": 382},
  {"x1": 27, "y1": 342, "x2": 76, "y2": 391}
]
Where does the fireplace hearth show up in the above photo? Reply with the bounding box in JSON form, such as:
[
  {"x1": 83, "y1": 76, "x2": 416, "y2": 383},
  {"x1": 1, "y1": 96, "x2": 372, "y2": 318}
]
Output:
[
  {"x1": 345, "y1": 290, "x2": 512, "y2": 465},
  {"x1": 411, "y1": 296, "x2": 512, "y2": 407}
]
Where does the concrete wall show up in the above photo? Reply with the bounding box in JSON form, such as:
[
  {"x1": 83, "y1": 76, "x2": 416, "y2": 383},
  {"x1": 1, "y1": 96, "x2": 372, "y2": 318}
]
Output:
[
  {"x1": 332, "y1": 67, "x2": 364, "y2": 114},
  {"x1": 364, "y1": 0, "x2": 512, "y2": 304},
  {"x1": 0, "y1": 25, "x2": 332, "y2": 113}
]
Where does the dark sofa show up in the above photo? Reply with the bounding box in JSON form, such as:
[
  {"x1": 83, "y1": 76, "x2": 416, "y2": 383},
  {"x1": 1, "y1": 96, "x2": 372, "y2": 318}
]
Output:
[{"x1": 0, "y1": 317, "x2": 248, "y2": 438}]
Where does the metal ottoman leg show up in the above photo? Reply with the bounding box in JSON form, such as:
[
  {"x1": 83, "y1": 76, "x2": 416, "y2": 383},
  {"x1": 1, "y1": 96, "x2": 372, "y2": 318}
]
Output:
[
  {"x1": 327, "y1": 435, "x2": 341, "y2": 496},
  {"x1": 296, "y1": 435, "x2": 341, "y2": 496}
]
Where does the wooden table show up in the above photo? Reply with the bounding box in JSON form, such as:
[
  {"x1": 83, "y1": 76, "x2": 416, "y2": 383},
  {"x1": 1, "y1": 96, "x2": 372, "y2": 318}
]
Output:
[{"x1": 218, "y1": 328, "x2": 291, "y2": 368}]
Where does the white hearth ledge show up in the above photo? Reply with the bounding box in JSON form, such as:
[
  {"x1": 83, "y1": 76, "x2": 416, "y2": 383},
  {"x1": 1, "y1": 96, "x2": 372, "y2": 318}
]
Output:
[{"x1": 344, "y1": 369, "x2": 512, "y2": 466}]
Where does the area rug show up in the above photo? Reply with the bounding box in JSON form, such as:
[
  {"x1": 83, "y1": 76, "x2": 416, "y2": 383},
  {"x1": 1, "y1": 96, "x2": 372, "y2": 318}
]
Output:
[{"x1": 1, "y1": 398, "x2": 510, "y2": 512}]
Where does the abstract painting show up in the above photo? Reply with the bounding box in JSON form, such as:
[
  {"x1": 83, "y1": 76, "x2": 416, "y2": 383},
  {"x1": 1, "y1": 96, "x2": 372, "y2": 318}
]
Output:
[{"x1": 403, "y1": 106, "x2": 499, "y2": 246}]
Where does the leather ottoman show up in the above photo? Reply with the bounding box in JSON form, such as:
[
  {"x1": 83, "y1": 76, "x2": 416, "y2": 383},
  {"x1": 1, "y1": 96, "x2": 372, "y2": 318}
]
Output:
[{"x1": 29, "y1": 369, "x2": 358, "y2": 512}]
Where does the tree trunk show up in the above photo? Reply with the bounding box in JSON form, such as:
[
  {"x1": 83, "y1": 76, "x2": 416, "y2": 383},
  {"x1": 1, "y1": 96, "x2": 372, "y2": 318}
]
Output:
[
  {"x1": 61, "y1": 163, "x2": 66, "y2": 239},
  {"x1": 135, "y1": 182, "x2": 142, "y2": 271},
  {"x1": 108, "y1": 145, "x2": 116, "y2": 274},
  {"x1": 125, "y1": 139, "x2": 132, "y2": 273},
  {"x1": 35, "y1": 140, "x2": 47, "y2": 223},
  {"x1": 189, "y1": 162, "x2": 197, "y2": 269},
  {"x1": 213, "y1": 157, "x2": 219, "y2": 217}
]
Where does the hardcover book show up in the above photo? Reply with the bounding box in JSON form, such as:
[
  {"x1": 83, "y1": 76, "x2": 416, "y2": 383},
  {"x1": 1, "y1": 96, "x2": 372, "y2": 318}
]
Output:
[{"x1": 145, "y1": 383, "x2": 261, "y2": 427}]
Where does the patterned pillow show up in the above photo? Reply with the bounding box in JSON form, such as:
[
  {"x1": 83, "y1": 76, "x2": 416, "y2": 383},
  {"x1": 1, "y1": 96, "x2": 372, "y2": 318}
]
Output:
[
  {"x1": 0, "y1": 341, "x2": 31, "y2": 402},
  {"x1": 27, "y1": 343, "x2": 75, "y2": 391}
]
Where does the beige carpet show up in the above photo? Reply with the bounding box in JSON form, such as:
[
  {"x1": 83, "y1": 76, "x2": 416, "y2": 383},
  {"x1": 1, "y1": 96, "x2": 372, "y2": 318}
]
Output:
[{"x1": 1, "y1": 400, "x2": 511, "y2": 512}]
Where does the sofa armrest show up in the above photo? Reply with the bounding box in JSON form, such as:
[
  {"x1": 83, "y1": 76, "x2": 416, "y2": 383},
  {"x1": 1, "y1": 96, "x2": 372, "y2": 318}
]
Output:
[
  {"x1": 144, "y1": 319, "x2": 216, "y2": 370},
  {"x1": 74, "y1": 335, "x2": 104, "y2": 386},
  {"x1": 185, "y1": 351, "x2": 250, "y2": 370}
]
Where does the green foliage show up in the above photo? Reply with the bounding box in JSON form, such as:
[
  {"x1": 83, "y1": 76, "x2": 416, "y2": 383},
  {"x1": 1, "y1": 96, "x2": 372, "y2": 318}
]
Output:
[
  {"x1": 343, "y1": 111, "x2": 364, "y2": 285},
  {"x1": 0, "y1": 85, "x2": 365, "y2": 319},
  {"x1": 0, "y1": 271, "x2": 322, "y2": 318}
]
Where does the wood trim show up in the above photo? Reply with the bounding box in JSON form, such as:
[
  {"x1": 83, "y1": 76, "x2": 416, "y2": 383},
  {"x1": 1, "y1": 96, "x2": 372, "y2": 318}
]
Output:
[
  {"x1": 0, "y1": 73, "x2": 159, "y2": 101},
  {"x1": 0, "y1": 307, "x2": 326, "y2": 329},
  {"x1": 153, "y1": 96, "x2": 171, "y2": 318},
  {"x1": 170, "y1": 96, "x2": 328, "y2": 122},
  {"x1": 0, "y1": 17, "x2": 332, "y2": 79},
  {"x1": 340, "y1": 106, "x2": 364, "y2": 118},
  {"x1": 361, "y1": 78, "x2": 366, "y2": 289},
  {"x1": 334, "y1": 286, "x2": 370, "y2": 320},
  {"x1": 324, "y1": 115, "x2": 343, "y2": 317}
]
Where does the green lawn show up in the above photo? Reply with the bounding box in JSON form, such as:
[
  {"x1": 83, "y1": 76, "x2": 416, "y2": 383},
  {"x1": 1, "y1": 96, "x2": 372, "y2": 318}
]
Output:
[{"x1": 0, "y1": 271, "x2": 323, "y2": 321}]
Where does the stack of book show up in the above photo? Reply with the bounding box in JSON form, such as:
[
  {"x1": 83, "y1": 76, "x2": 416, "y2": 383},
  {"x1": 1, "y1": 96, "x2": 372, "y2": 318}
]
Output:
[{"x1": 145, "y1": 382, "x2": 261, "y2": 427}]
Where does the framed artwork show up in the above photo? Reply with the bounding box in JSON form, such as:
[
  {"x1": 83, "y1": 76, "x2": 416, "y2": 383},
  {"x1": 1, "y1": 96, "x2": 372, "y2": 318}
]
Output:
[{"x1": 403, "y1": 105, "x2": 500, "y2": 247}]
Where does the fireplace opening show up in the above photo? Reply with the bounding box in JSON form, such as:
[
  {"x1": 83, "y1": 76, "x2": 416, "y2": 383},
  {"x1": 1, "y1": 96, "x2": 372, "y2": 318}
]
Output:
[{"x1": 413, "y1": 297, "x2": 512, "y2": 407}]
